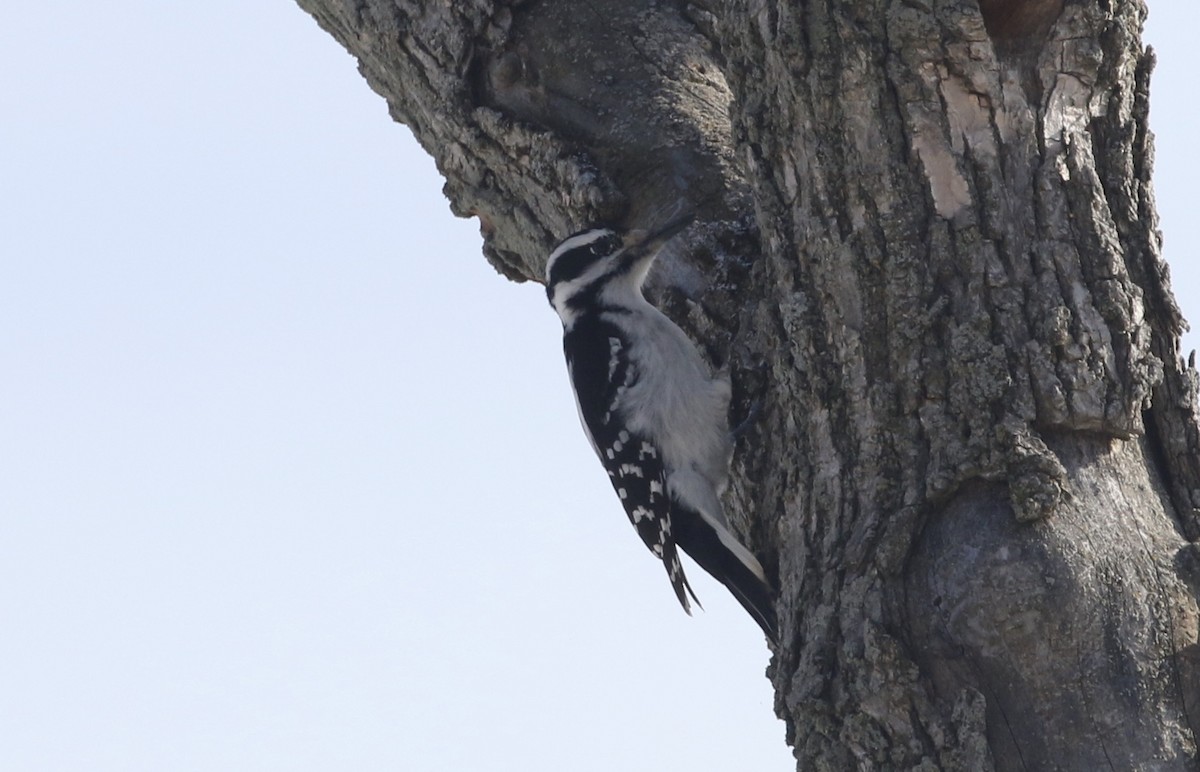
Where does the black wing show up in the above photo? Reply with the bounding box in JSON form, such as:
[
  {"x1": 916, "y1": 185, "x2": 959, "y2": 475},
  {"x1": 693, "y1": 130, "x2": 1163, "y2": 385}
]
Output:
[{"x1": 564, "y1": 318, "x2": 699, "y2": 613}]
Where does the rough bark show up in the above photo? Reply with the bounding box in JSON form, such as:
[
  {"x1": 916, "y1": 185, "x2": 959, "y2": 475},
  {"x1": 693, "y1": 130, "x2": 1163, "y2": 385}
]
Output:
[{"x1": 295, "y1": 0, "x2": 1200, "y2": 767}]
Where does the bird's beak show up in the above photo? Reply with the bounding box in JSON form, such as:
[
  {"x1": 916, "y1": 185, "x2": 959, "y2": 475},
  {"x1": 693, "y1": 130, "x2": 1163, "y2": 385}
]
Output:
[{"x1": 622, "y1": 212, "x2": 695, "y2": 255}]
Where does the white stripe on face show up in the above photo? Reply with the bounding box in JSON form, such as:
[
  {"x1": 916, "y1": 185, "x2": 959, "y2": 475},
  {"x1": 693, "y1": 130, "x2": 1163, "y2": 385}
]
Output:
[
  {"x1": 547, "y1": 229, "x2": 615, "y2": 267},
  {"x1": 545, "y1": 229, "x2": 617, "y2": 283}
]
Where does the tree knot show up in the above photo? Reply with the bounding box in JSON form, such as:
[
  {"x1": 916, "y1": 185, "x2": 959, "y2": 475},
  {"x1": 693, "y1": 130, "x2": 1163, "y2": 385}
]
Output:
[{"x1": 998, "y1": 420, "x2": 1068, "y2": 522}]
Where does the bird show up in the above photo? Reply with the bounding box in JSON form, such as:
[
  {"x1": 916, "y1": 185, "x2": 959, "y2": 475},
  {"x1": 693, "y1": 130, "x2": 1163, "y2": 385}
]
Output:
[{"x1": 544, "y1": 214, "x2": 777, "y2": 640}]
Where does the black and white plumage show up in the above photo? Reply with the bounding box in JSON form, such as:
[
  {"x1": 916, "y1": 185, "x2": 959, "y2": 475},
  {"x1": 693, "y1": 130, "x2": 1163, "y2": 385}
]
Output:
[{"x1": 545, "y1": 216, "x2": 777, "y2": 641}]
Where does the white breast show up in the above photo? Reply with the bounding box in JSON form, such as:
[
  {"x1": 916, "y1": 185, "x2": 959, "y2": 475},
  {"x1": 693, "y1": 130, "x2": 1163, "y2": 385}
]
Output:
[{"x1": 606, "y1": 303, "x2": 733, "y2": 492}]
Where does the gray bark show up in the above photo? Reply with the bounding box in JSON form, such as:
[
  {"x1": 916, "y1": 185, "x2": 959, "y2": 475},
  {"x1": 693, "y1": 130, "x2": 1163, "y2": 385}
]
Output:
[{"x1": 295, "y1": 0, "x2": 1200, "y2": 767}]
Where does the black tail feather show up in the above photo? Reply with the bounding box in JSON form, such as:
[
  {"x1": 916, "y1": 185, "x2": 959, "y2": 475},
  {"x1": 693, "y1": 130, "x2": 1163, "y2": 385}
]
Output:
[
  {"x1": 662, "y1": 539, "x2": 702, "y2": 615},
  {"x1": 672, "y1": 512, "x2": 778, "y2": 643}
]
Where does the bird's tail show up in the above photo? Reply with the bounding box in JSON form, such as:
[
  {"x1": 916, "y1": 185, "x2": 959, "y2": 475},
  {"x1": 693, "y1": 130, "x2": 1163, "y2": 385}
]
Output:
[
  {"x1": 673, "y1": 509, "x2": 778, "y2": 643},
  {"x1": 662, "y1": 540, "x2": 702, "y2": 615}
]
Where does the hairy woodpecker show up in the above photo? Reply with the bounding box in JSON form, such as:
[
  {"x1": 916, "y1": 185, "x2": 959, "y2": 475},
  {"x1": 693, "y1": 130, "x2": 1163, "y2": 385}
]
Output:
[{"x1": 545, "y1": 216, "x2": 777, "y2": 640}]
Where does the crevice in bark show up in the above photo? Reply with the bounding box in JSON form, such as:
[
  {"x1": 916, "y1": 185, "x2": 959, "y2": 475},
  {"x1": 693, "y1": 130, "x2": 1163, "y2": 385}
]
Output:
[{"x1": 978, "y1": 0, "x2": 1064, "y2": 42}]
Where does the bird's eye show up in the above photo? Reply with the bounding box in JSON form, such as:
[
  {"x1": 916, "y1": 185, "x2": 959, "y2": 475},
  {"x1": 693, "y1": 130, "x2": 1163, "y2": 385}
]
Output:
[{"x1": 592, "y1": 234, "x2": 621, "y2": 255}]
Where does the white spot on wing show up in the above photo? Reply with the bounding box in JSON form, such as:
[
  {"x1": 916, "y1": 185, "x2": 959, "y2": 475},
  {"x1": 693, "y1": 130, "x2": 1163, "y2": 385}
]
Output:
[{"x1": 607, "y1": 337, "x2": 622, "y2": 381}]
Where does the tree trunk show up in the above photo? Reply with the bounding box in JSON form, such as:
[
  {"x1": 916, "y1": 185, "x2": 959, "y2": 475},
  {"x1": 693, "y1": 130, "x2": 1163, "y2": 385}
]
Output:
[{"x1": 294, "y1": 0, "x2": 1200, "y2": 767}]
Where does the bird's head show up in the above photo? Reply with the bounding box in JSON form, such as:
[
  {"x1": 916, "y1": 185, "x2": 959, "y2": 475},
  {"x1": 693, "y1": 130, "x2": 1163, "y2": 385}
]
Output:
[{"x1": 544, "y1": 214, "x2": 693, "y2": 325}]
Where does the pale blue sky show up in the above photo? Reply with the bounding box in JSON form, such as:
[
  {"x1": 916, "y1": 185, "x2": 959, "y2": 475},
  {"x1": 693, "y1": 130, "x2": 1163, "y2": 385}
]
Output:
[{"x1": 1, "y1": 4, "x2": 1195, "y2": 771}]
